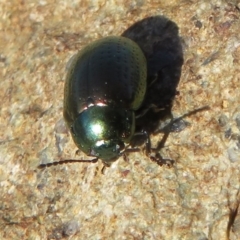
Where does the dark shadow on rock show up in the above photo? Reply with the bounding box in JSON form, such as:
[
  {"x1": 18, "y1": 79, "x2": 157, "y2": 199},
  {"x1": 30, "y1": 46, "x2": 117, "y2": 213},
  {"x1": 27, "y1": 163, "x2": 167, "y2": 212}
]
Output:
[{"x1": 122, "y1": 16, "x2": 184, "y2": 148}]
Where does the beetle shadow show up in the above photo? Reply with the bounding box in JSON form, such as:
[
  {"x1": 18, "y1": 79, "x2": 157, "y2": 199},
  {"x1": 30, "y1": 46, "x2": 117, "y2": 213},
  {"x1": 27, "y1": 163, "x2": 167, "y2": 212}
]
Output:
[{"x1": 122, "y1": 16, "x2": 184, "y2": 150}]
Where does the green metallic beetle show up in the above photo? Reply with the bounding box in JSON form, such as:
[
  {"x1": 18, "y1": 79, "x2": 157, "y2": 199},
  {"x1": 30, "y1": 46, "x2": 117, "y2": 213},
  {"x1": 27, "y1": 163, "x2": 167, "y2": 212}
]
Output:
[
  {"x1": 38, "y1": 19, "x2": 206, "y2": 170},
  {"x1": 63, "y1": 36, "x2": 147, "y2": 165}
]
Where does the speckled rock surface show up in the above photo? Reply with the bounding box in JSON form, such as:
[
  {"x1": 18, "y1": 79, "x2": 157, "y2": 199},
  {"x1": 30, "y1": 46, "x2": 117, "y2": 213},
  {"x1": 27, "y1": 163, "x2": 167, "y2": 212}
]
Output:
[{"x1": 1, "y1": 0, "x2": 240, "y2": 239}]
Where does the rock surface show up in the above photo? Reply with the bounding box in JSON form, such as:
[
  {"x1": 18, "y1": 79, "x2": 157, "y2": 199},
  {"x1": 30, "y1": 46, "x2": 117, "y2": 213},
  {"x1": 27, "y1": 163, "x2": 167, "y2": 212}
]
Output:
[{"x1": 0, "y1": 0, "x2": 240, "y2": 239}]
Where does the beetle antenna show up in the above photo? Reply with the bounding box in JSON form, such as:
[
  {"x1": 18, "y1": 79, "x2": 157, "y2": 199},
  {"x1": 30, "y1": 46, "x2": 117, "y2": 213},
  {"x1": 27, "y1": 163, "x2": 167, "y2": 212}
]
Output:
[{"x1": 38, "y1": 158, "x2": 98, "y2": 169}]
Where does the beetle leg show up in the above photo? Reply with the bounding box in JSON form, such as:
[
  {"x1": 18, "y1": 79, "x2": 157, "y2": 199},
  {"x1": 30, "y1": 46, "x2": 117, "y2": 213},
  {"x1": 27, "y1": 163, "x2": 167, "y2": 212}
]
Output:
[
  {"x1": 135, "y1": 107, "x2": 150, "y2": 119},
  {"x1": 38, "y1": 158, "x2": 98, "y2": 169},
  {"x1": 123, "y1": 153, "x2": 129, "y2": 162},
  {"x1": 142, "y1": 131, "x2": 151, "y2": 154},
  {"x1": 136, "y1": 104, "x2": 165, "y2": 119},
  {"x1": 157, "y1": 106, "x2": 210, "y2": 135},
  {"x1": 75, "y1": 149, "x2": 81, "y2": 155},
  {"x1": 122, "y1": 147, "x2": 140, "y2": 162},
  {"x1": 101, "y1": 162, "x2": 111, "y2": 174},
  {"x1": 122, "y1": 147, "x2": 140, "y2": 164},
  {"x1": 142, "y1": 130, "x2": 175, "y2": 167},
  {"x1": 150, "y1": 153, "x2": 174, "y2": 168}
]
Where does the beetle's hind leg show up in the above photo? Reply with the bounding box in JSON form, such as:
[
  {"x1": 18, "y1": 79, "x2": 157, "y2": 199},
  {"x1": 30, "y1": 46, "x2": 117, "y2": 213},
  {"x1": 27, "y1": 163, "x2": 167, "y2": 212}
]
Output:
[{"x1": 149, "y1": 105, "x2": 210, "y2": 167}]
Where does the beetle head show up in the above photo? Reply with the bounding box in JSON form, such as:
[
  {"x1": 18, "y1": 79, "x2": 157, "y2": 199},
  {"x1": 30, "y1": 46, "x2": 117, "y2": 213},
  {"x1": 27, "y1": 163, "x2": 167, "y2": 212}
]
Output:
[{"x1": 70, "y1": 105, "x2": 135, "y2": 162}]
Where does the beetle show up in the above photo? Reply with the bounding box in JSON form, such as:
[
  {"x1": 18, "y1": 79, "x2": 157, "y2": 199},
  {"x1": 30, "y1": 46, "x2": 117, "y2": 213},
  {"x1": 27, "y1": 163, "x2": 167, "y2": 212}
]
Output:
[{"x1": 38, "y1": 36, "x2": 174, "y2": 169}]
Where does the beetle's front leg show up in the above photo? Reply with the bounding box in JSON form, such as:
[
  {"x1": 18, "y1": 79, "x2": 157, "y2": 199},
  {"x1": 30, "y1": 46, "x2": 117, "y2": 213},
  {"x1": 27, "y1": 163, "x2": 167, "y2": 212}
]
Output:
[
  {"x1": 142, "y1": 130, "x2": 174, "y2": 167},
  {"x1": 130, "y1": 130, "x2": 174, "y2": 167},
  {"x1": 101, "y1": 161, "x2": 112, "y2": 174},
  {"x1": 150, "y1": 152, "x2": 174, "y2": 168}
]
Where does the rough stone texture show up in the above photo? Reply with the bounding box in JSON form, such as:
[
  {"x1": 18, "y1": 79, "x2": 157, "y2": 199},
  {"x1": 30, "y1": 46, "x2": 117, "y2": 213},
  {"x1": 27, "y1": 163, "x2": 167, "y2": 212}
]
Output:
[{"x1": 0, "y1": 0, "x2": 240, "y2": 239}]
